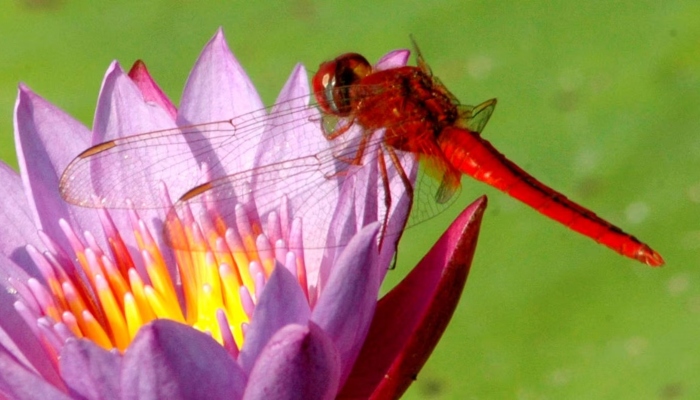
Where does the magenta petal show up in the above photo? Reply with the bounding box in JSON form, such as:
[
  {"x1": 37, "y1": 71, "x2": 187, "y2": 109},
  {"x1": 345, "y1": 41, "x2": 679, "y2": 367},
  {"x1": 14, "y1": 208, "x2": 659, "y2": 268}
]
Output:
[
  {"x1": 14, "y1": 84, "x2": 101, "y2": 252},
  {"x1": 178, "y1": 28, "x2": 263, "y2": 126},
  {"x1": 128, "y1": 60, "x2": 178, "y2": 120},
  {"x1": 243, "y1": 323, "x2": 340, "y2": 400},
  {"x1": 311, "y1": 223, "x2": 381, "y2": 386},
  {"x1": 121, "y1": 320, "x2": 245, "y2": 400},
  {"x1": 60, "y1": 339, "x2": 121, "y2": 399},
  {"x1": 375, "y1": 49, "x2": 410, "y2": 71},
  {"x1": 238, "y1": 265, "x2": 311, "y2": 375},
  {"x1": 338, "y1": 196, "x2": 487, "y2": 399},
  {"x1": 0, "y1": 345, "x2": 70, "y2": 399}
]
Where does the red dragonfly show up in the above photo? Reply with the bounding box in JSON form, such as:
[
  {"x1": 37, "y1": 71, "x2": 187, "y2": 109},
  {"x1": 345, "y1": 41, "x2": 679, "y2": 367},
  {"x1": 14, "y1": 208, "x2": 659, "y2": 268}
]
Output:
[
  {"x1": 59, "y1": 42, "x2": 663, "y2": 266},
  {"x1": 310, "y1": 42, "x2": 663, "y2": 266}
]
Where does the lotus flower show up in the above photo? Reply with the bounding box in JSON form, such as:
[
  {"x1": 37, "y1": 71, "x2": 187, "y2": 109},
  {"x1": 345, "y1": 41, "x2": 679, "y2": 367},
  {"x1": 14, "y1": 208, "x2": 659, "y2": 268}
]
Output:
[{"x1": 0, "y1": 29, "x2": 487, "y2": 399}]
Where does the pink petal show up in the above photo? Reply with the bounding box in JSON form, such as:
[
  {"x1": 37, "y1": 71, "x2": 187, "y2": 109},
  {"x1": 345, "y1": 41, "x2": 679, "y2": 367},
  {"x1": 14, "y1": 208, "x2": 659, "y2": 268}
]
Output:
[
  {"x1": 72, "y1": 61, "x2": 199, "y2": 209},
  {"x1": 121, "y1": 320, "x2": 246, "y2": 400},
  {"x1": 178, "y1": 28, "x2": 263, "y2": 126},
  {"x1": 338, "y1": 196, "x2": 487, "y2": 399},
  {"x1": 128, "y1": 60, "x2": 178, "y2": 120},
  {"x1": 243, "y1": 323, "x2": 340, "y2": 400},
  {"x1": 0, "y1": 265, "x2": 64, "y2": 393},
  {"x1": 311, "y1": 223, "x2": 381, "y2": 386},
  {"x1": 0, "y1": 163, "x2": 42, "y2": 277},
  {"x1": 92, "y1": 61, "x2": 176, "y2": 143},
  {"x1": 13, "y1": 84, "x2": 102, "y2": 253},
  {"x1": 375, "y1": 49, "x2": 411, "y2": 71},
  {"x1": 247, "y1": 64, "x2": 341, "y2": 274},
  {"x1": 253, "y1": 63, "x2": 319, "y2": 167},
  {"x1": 0, "y1": 345, "x2": 69, "y2": 399},
  {"x1": 90, "y1": 61, "x2": 183, "y2": 269},
  {"x1": 60, "y1": 339, "x2": 121, "y2": 399},
  {"x1": 177, "y1": 28, "x2": 265, "y2": 179},
  {"x1": 238, "y1": 265, "x2": 311, "y2": 375}
]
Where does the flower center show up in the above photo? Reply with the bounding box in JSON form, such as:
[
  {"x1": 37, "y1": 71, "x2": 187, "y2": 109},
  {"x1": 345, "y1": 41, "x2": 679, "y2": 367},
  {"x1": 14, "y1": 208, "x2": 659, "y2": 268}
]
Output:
[{"x1": 19, "y1": 195, "x2": 308, "y2": 356}]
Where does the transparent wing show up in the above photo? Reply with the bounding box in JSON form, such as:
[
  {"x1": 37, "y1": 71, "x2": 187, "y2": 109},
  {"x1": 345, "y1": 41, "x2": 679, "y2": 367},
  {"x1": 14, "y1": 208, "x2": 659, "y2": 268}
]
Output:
[
  {"x1": 60, "y1": 84, "x2": 494, "y2": 252},
  {"x1": 59, "y1": 99, "x2": 317, "y2": 209}
]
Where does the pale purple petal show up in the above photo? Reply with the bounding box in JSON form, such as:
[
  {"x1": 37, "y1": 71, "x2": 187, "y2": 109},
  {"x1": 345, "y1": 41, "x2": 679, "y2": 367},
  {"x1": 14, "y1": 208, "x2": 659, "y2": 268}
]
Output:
[
  {"x1": 253, "y1": 63, "x2": 325, "y2": 166},
  {"x1": 14, "y1": 84, "x2": 102, "y2": 254},
  {"x1": 243, "y1": 323, "x2": 340, "y2": 400},
  {"x1": 177, "y1": 28, "x2": 265, "y2": 180},
  {"x1": 238, "y1": 264, "x2": 311, "y2": 375},
  {"x1": 0, "y1": 267, "x2": 63, "y2": 392},
  {"x1": 375, "y1": 49, "x2": 410, "y2": 70},
  {"x1": 0, "y1": 163, "x2": 42, "y2": 277},
  {"x1": 90, "y1": 61, "x2": 181, "y2": 269},
  {"x1": 60, "y1": 339, "x2": 121, "y2": 399},
  {"x1": 311, "y1": 223, "x2": 380, "y2": 386},
  {"x1": 0, "y1": 345, "x2": 69, "y2": 399},
  {"x1": 248, "y1": 63, "x2": 345, "y2": 275},
  {"x1": 178, "y1": 28, "x2": 263, "y2": 126},
  {"x1": 93, "y1": 61, "x2": 176, "y2": 143},
  {"x1": 122, "y1": 320, "x2": 245, "y2": 400}
]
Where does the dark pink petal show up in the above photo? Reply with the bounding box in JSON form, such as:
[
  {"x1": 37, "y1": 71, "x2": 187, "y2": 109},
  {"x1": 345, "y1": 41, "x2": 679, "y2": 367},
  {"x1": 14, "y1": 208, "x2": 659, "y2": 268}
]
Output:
[
  {"x1": 14, "y1": 84, "x2": 101, "y2": 253},
  {"x1": 375, "y1": 49, "x2": 410, "y2": 71},
  {"x1": 60, "y1": 339, "x2": 121, "y2": 399},
  {"x1": 121, "y1": 320, "x2": 245, "y2": 400},
  {"x1": 178, "y1": 28, "x2": 263, "y2": 126},
  {"x1": 0, "y1": 163, "x2": 42, "y2": 278},
  {"x1": 311, "y1": 223, "x2": 381, "y2": 386},
  {"x1": 238, "y1": 265, "x2": 311, "y2": 375},
  {"x1": 338, "y1": 196, "x2": 487, "y2": 399},
  {"x1": 128, "y1": 60, "x2": 178, "y2": 120},
  {"x1": 243, "y1": 323, "x2": 340, "y2": 400},
  {"x1": 92, "y1": 61, "x2": 176, "y2": 143},
  {"x1": 0, "y1": 345, "x2": 70, "y2": 399}
]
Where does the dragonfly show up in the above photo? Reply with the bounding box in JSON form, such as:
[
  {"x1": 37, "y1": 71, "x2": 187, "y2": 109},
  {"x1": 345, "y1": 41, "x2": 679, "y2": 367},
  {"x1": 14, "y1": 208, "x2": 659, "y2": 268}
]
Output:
[
  {"x1": 60, "y1": 41, "x2": 664, "y2": 266},
  {"x1": 310, "y1": 41, "x2": 663, "y2": 266}
]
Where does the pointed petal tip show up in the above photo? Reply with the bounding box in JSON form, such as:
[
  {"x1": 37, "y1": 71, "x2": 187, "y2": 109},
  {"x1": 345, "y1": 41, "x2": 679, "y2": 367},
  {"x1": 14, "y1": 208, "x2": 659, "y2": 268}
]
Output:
[
  {"x1": 17, "y1": 82, "x2": 31, "y2": 93},
  {"x1": 127, "y1": 59, "x2": 178, "y2": 119},
  {"x1": 375, "y1": 49, "x2": 411, "y2": 70},
  {"x1": 127, "y1": 59, "x2": 147, "y2": 77}
]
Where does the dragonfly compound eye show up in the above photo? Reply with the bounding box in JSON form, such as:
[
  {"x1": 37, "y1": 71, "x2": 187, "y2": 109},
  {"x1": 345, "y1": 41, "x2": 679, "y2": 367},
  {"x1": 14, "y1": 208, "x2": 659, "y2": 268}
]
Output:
[{"x1": 312, "y1": 53, "x2": 371, "y2": 117}]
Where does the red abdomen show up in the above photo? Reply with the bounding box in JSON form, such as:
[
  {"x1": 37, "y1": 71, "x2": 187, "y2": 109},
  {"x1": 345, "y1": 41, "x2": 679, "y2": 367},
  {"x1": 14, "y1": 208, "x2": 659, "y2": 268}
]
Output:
[{"x1": 438, "y1": 126, "x2": 664, "y2": 266}]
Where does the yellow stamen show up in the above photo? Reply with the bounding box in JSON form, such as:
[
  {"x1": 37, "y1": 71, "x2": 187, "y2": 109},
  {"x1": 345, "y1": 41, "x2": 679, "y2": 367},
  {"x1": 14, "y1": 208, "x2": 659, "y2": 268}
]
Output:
[
  {"x1": 82, "y1": 310, "x2": 112, "y2": 349},
  {"x1": 220, "y1": 264, "x2": 248, "y2": 345},
  {"x1": 144, "y1": 286, "x2": 185, "y2": 323},
  {"x1": 127, "y1": 269, "x2": 156, "y2": 324},
  {"x1": 95, "y1": 274, "x2": 129, "y2": 351},
  {"x1": 123, "y1": 293, "x2": 143, "y2": 340}
]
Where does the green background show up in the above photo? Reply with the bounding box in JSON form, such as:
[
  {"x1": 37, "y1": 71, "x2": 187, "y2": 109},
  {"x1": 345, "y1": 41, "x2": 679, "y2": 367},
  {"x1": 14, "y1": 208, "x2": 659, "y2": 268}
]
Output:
[{"x1": 1, "y1": 0, "x2": 697, "y2": 398}]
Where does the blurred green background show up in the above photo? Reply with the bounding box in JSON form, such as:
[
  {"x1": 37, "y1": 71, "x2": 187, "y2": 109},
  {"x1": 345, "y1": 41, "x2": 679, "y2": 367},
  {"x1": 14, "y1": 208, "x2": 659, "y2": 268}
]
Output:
[{"x1": 1, "y1": 0, "x2": 697, "y2": 398}]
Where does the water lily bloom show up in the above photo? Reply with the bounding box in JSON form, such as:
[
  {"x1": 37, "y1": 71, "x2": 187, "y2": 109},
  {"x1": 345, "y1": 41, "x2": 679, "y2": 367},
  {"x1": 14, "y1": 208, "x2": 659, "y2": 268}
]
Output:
[{"x1": 0, "y1": 29, "x2": 486, "y2": 399}]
